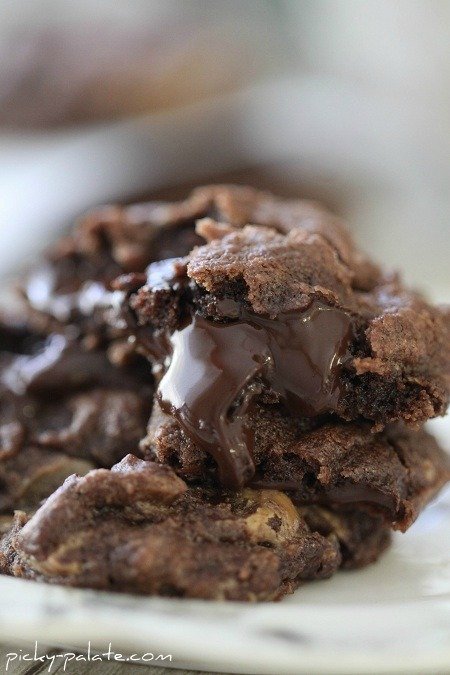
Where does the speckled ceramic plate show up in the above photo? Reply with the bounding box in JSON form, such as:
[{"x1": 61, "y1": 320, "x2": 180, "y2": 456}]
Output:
[{"x1": 0, "y1": 417, "x2": 449, "y2": 675}]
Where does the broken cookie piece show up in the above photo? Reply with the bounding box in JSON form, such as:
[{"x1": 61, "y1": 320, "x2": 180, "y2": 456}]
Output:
[
  {"x1": 19, "y1": 184, "x2": 380, "y2": 339},
  {"x1": 116, "y1": 188, "x2": 448, "y2": 487},
  {"x1": 20, "y1": 191, "x2": 213, "y2": 339},
  {"x1": 0, "y1": 456, "x2": 391, "y2": 600},
  {"x1": 145, "y1": 401, "x2": 450, "y2": 530}
]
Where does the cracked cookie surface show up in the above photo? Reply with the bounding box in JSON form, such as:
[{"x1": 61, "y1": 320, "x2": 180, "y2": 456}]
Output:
[{"x1": 0, "y1": 456, "x2": 391, "y2": 601}]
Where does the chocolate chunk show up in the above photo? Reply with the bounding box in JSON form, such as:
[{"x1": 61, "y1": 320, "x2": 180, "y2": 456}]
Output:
[
  {"x1": 156, "y1": 301, "x2": 354, "y2": 487},
  {"x1": 0, "y1": 456, "x2": 391, "y2": 600}
]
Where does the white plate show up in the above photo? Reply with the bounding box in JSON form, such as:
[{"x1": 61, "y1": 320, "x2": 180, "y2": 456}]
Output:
[{"x1": 1, "y1": 417, "x2": 449, "y2": 675}]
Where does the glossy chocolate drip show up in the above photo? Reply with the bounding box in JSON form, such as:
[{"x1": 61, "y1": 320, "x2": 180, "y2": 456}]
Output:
[
  {"x1": 0, "y1": 334, "x2": 150, "y2": 395},
  {"x1": 25, "y1": 263, "x2": 125, "y2": 325},
  {"x1": 157, "y1": 300, "x2": 354, "y2": 487},
  {"x1": 1, "y1": 335, "x2": 101, "y2": 394},
  {"x1": 158, "y1": 317, "x2": 264, "y2": 486}
]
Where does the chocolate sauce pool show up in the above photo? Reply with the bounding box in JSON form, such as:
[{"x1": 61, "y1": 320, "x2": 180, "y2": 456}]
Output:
[{"x1": 157, "y1": 300, "x2": 354, "y2": 487}]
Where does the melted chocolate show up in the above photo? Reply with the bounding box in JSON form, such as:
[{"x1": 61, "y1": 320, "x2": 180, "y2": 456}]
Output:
[
  {"x1": 1, "y1": 335, "x2": 103, "y2": 394},
  {"x1": 24, "y1": 220, "x2": 200, "y2": 327},
  {"x1": 0, "y1": 334, "x2": 151, "y2": 395},
  {"x1": 157, "y1": 300, "x2": 354, "y2": 487},
  {"x1": 25, "y1": 263, "x2": 124, "y2": 326}
]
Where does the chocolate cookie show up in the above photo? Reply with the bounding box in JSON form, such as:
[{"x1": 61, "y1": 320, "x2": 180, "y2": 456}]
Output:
[
  {"x1": 0, "y1": 318, "x2": 152, "y2": 512},
  {"x1": 18, "y1": 185, "x2": 382, "y2": 339},
  {"x1": 0, "y1": 389, "x2": 148, "y2": 513},
  {"x1": 145, "y1": 401, "x2": 450, "y2": 529},
  {"x1": 0, "y1": 455, "x2": 390, "y2": 600},
  {"x1": 1, "y1": 183, "x2": 448, "y2": 602},
  {"x1": 20, "y1": 193, "x2": 210, "y2": 339},
  {"x1": 106, "y1": 187, "x2": 449, "y2": 487}
]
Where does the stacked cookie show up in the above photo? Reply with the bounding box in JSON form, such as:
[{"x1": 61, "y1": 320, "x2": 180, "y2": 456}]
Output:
[{"x1": 1, "y1": 186, "x2": 449, "y2": 600}]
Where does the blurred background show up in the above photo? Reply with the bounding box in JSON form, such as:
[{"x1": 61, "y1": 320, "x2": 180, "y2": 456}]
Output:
[{"x1": 0, "y1": 0, "x2": 449, "y2": 297}]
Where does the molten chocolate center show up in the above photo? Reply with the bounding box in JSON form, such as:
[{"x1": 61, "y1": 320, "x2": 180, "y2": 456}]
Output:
[{"x1": 157, "y1": 300, "x2": 354, "y2": 487}]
